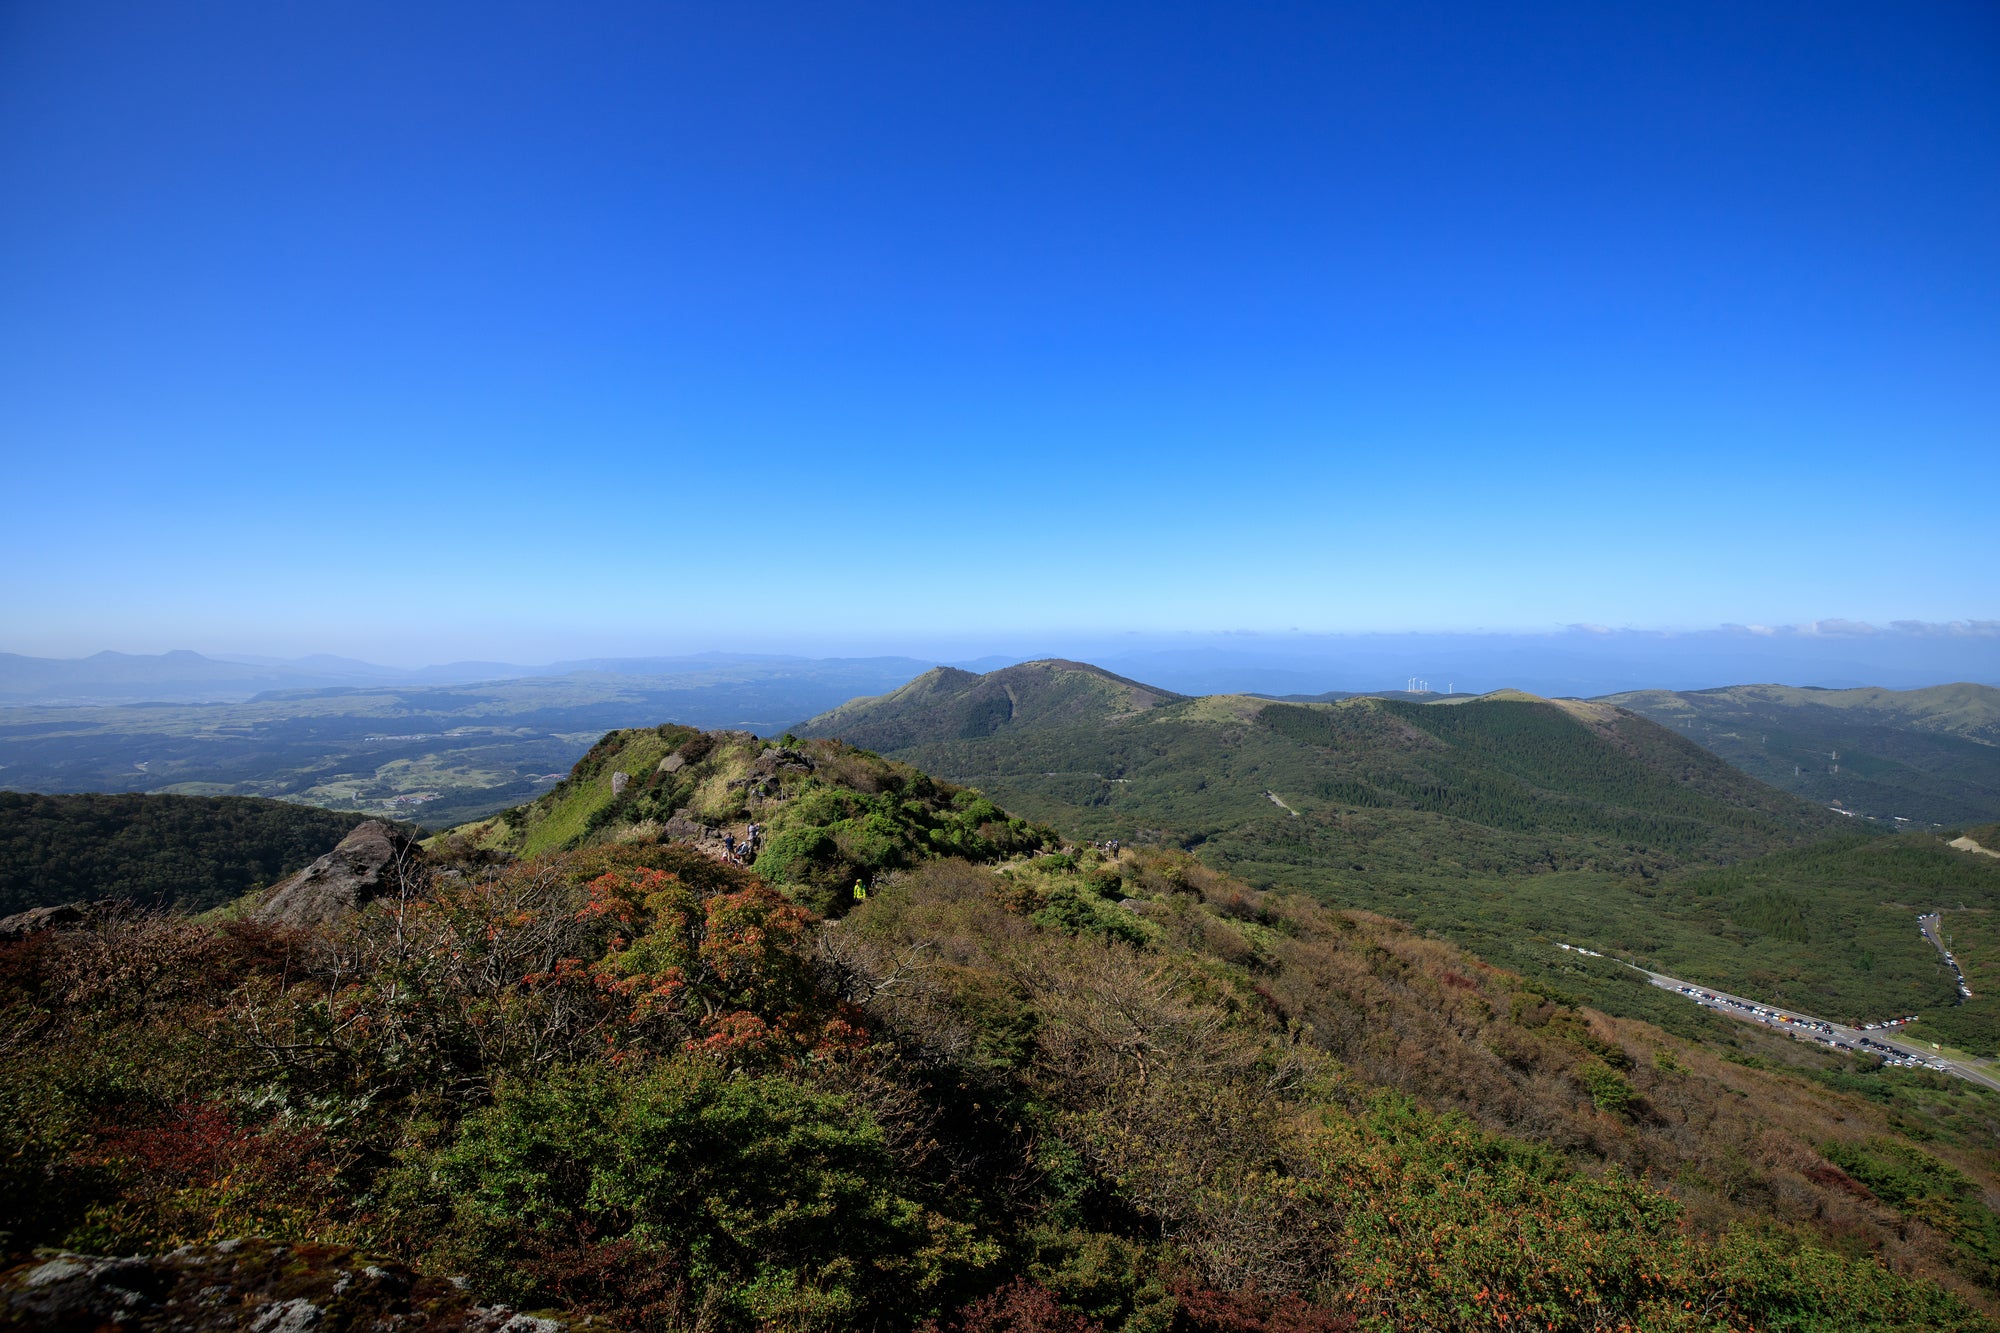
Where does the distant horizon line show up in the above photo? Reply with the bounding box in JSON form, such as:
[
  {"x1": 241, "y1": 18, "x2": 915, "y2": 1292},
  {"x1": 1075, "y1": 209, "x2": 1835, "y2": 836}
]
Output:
[{"x1": 7, "y1": 617, "x2": 2000, "y2": 671}]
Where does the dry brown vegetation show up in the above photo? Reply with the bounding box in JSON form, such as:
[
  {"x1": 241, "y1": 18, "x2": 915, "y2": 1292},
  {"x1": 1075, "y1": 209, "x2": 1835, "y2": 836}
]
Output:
[
  {"x1": 6, "y1": 830, "x2": 1998, "y2": 1329},
  {"x1": 841, "y1": 848, "x2": 2000, "y2": 1316}
]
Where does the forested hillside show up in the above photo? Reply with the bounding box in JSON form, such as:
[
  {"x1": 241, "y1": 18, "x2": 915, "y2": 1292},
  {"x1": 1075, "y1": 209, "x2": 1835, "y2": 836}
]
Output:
[
  {"x1": 801, "y1": 676, "x2": 1837, "y2": 879},
  {"x1": 800, "y1": 659, "x2": 1182, "y2": 752},
  {"x1": 8, "y1": 739, "x2": 2000, "y2": 1330},
  {"x1": 1605, "y1": 682, "x2": 2000, "y2": 826},
  {"x1": 791, "y1": 666, "x2": 2000, "y2": 1052},
  {"x1": 0, "y1": 791, "x2": 372, "y2": 916}
]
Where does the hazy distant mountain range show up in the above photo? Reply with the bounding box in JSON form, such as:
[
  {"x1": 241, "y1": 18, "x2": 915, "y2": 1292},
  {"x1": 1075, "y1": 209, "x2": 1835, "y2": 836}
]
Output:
[
  {"x1": 6, "y1": 622, "x2": 1996, "y2": 707},
  {"x1": 0, "y1": 649, "x2": 1013, "y2": 707}
]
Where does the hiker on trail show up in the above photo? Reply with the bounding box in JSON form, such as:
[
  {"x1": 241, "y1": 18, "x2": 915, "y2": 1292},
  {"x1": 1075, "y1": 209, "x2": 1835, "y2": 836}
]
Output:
[
  {"x1": 724, "y1": 833, "x2": 736, "y2": 855},
  {"x1": 853, "y1": 879, "x2": 868, "y2": 902}
]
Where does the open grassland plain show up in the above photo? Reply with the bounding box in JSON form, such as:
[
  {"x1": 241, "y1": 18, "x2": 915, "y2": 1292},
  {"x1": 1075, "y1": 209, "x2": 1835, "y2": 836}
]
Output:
[{"x1": 0, "y1": 662, "x2": 931, "y2": 830}]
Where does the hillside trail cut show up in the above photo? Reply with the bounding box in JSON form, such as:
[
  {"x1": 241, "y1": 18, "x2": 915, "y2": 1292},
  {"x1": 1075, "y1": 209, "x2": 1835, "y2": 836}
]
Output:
[
  {"x1": 1948, "y1": 835, "x2": 1999, "y2": 859},
  {"x1": 650, "y1": 807, "x2": 758, "y2": 867}
]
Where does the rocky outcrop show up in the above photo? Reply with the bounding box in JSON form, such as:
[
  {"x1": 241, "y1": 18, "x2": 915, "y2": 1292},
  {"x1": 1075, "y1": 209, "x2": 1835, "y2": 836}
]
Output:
[
  {"x1": 0, "y1": 899, "x2": 118, "y2": 942},
  {"x1": 0, "y1": 1241, "x2": 573, "y2": 1330},
  {"x1": 253, "y1": 821, "x2": 419, "y2": 929},
  {"x1": 660, "y1": 810, "x2": 707, "y2": 840},
  {"x1": 756, "y1": 746, "x2": 815, "y2": 773}
]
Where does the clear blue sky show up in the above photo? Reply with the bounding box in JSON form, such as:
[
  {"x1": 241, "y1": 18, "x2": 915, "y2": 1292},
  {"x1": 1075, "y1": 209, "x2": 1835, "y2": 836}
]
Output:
[{"x1": 3, "y1": 2, "x2": 1995, "y2": 663}]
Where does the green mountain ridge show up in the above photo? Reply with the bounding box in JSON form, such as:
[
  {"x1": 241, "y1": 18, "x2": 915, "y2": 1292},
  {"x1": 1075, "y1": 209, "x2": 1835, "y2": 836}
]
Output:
[
  {"x1": 1603, "y1": 681, "x2": 2000, "y2": 826},
  {"x1": 795, "y1": 661, "x2": 1839, "y2": 877},
  {"x1": 799, "y1": 658, "x2": 1184, "y2": 752},
  {"x1": 440, "y1": 725, "x2": 1053, "y2": 915},
  {"x1": 789, "y1": 661, "x2": 2000, "y2": 1034}
]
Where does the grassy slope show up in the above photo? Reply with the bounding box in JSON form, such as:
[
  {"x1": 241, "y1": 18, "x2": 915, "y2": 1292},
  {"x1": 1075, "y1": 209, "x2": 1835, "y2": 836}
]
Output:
[
  {"x1": 465, "y1": 702, "x2": 1997, "y2": 1102},
  {"x1": 1606, "y1": 682, "x2": 2000, "y2": 826},
  {"x1": 853, "y1": 846, "x2": 2000, "y2": 1318},
  {"x1": 19, "y1": 817, "x2": 2000, "y2": 1325}
]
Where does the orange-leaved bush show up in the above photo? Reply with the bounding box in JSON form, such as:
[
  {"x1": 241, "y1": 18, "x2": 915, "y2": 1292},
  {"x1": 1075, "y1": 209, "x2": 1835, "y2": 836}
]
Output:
[{"x1": 586, "y1": 866, "x2": 865, "y2": 1063}]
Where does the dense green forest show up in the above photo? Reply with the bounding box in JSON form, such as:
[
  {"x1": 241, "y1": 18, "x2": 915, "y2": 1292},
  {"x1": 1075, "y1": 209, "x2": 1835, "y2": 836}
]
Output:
[
  {"x1": 1908, "y1": 899, "x2": 2000, "y2": 1058},
  {"x1": 819, "y1": 686, "x2": 1836, "y2": 878},
  {"x1": 0, "y1": 791, "x2": 371, "y2": 916},
  {"x1": 798, "y1": 660, "x2": 1183, "y2": 753},
  {"x1": 1605, "y1": 682, "x2": 2000, "y2": 827},
  {"x1": 1231, "y1": 829, "x2": 2000, "y2": 1038}
]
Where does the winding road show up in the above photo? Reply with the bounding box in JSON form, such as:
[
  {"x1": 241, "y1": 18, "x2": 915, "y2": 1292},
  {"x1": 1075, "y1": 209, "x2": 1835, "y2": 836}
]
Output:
[
  {"x1": 1918, "y1": 912, "x2": 1974, "y2": 1000},
  {"x1": 1564, "y1": 946, "x2": 2000, "y2": 1093}
]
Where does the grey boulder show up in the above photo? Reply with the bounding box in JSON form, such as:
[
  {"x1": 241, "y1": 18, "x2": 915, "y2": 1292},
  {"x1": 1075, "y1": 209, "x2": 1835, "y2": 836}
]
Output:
[{"x1": 254, "y1": 820, "x2": 419, "y2": 929}]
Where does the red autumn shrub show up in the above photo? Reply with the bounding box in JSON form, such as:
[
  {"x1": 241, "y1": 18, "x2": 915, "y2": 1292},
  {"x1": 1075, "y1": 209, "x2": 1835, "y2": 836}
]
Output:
[
  {"x1": 74, "y1": 1099, "x2": 339, "y2": 1246},
  {"x1": 923, "y1": 1278, "x2": 1105, "y2": 1333},
  {"x1": 513, "y1": 1229, "x2": 695, "y2": 1333},
  {"x1": 1171, "y1": 1281, "x2": 1356, "y2": 1333}
]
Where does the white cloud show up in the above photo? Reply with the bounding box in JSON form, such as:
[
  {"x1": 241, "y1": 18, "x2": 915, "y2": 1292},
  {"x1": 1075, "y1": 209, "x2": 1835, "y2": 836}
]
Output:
[{"x1": 1887, "y1": 619, "x2": 2000, "y2": 638}]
